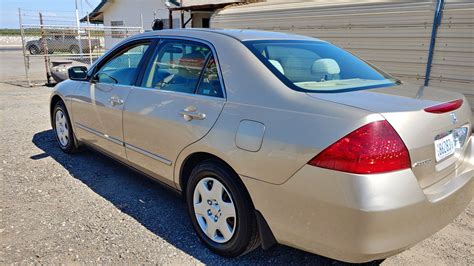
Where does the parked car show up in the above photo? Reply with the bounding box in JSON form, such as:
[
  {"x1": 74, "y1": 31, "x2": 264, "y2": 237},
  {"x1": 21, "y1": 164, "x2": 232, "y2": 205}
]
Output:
[
  {"x1": 49, "y1": 29, "x2": 473, "y2": 263},
  {"x1": 26, "y1": 33, "x2": 100, "y2": 55}
]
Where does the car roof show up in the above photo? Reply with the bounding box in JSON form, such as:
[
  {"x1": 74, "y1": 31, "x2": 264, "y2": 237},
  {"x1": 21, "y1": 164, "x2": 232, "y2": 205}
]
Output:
[{"x1": 137, "y1": 28, "x2": 319, "y2": 42}]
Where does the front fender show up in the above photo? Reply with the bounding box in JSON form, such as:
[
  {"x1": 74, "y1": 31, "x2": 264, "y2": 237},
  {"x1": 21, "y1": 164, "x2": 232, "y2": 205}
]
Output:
[{"x1": 49, "y1": 80, "x2": 82, "y2": 128}]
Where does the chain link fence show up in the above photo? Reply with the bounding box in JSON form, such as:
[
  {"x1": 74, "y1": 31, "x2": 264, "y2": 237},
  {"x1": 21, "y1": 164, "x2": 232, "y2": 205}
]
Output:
[{"x1": 18, "y1": 9, "x2": 143, "y2": 86}]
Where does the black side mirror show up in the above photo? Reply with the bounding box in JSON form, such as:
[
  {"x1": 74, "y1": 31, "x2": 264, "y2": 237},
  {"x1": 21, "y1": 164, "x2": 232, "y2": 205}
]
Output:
[{"x1": 68, "y1": 66, "x2": 88, "y2": 81}]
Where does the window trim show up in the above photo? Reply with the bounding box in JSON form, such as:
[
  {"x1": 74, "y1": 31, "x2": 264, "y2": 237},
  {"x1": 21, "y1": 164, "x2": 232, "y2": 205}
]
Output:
[
  {"x1": 243, "y1": 40, "x2": 398, "y2": 94},
  {"x1": 135, "y1": 36, "x2": 226, "y2": 99}
]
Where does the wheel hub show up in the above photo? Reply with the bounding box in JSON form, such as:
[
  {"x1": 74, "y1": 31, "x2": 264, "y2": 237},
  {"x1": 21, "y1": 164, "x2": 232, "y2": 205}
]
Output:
[
  {"x1": 193, "y1": 177, "x2": 237, "y2": 243},
  {"x1": 208, "y1": 200, "x2": 222, "y2": 219}
]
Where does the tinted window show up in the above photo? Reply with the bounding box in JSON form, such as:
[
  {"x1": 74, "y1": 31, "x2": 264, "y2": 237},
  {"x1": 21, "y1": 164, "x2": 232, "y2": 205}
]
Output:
[
  {"x1": 95, "y1": 43, "x2": 149, "y2": 85},
  {"x1": 245, "y1": 40, "x2": 398, "y2": 93},
  {"x1": 141, "y1": 41, "x2": 211, "y2": 94},
  {"x1": 196, "y1": 56, "x2": 223, "y2": 98}
]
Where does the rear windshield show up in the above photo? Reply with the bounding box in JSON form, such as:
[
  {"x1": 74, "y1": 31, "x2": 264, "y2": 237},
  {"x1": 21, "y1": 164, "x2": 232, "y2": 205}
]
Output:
[{"x1": 244, "y1": 40, "x2": 398, "y2": 93}]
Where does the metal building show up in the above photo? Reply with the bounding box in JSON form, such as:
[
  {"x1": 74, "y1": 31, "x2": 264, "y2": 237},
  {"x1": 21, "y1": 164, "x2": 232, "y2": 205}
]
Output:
[{"x1": 211, "y1": 0, "x2": 474, "y2": 112}]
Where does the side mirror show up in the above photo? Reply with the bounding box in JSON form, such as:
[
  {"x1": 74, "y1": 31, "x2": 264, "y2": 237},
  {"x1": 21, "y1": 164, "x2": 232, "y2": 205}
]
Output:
[{"x1": 68, "y1": 66, "x2": 88, "y2": 81}]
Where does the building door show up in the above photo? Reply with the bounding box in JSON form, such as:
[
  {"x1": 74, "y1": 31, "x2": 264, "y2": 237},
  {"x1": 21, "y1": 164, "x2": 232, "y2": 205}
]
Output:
[{"x1": 202, "y1": 18, "x2": 210, "y2": 28}]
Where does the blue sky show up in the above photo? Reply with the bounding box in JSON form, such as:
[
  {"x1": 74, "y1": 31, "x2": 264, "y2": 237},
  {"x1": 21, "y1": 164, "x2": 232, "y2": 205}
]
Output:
[{"x1": 0, "y1": 0, "x2": 101, "y2": 28}]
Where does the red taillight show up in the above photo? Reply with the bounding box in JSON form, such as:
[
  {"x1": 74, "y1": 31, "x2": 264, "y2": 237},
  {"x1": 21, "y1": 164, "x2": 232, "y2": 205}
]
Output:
[
  {"x1": 308, "y1": 120, "x2": 411, "y2": 174},
  {"x1": 424, "y1": 99, "x2": 463, "y2": 114}
]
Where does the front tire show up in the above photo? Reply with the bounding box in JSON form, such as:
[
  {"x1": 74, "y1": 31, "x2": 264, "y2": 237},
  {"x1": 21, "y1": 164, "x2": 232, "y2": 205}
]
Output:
[
  {"x1": 52, "y1": 101, "x2": 77, "y2": 153},
  {"x1": 186, "y1": 160, "x2": 260, "y2": 257}
]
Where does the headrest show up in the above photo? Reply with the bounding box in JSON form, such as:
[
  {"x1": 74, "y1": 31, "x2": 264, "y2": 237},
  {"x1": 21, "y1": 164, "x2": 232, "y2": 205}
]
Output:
[
  {"x1": 311, "y1": 59, "x2": 340, "y2": 75},
  {"x1": 269, "y1": 59, "x2": 285, "y2": 74}
]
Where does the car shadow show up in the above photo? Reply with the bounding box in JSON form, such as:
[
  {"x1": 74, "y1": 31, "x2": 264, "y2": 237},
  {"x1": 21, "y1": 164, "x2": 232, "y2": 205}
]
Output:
[{"x1": 32, "y1": 129, "x2": 376, "y2": 265}]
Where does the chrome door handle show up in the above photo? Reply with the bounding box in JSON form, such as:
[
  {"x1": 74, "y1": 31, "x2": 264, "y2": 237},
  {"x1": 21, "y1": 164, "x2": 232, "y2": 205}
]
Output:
[
  {"x1": 180, "y1": 106, "x2": 206, "y2": 121},
  {"x1": 109, "y1": 95, "x2": 124, "y2": 106}
]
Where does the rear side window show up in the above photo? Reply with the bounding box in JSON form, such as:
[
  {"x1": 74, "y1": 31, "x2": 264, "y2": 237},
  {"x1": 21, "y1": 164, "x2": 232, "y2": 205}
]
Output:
[
  {"x1": 245, "y1": 40, "x2": 398, "y2": 93},
  {"x1": 196, "y1": 56, "x2": 223, "y2": 98}
]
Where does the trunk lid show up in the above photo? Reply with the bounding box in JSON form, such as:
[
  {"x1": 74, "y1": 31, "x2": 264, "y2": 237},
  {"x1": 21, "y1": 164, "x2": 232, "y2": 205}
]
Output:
[{"x1": 308, "y1": 84, "x2": 472, "y2": 188}]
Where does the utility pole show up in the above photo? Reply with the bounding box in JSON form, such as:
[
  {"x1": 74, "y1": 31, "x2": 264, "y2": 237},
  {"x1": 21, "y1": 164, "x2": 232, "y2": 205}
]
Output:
[
  {"x1": 86, "y1": 12, "x2": 93, "y2": 65},
  {"x1": 75, "y1": 0, "x2": 84, "y2": 56}
]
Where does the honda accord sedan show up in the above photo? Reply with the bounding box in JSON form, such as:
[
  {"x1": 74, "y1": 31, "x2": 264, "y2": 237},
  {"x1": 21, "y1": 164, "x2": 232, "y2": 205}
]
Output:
[{"x1": 50, "y1": 29, "x2": 473, "y2": 263}]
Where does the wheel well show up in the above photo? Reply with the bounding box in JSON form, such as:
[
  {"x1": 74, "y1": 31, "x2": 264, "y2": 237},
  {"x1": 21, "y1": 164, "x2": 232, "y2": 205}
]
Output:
[
  {"x1": 179, "y1": 152, "x2": 243, "y2": 198},
  {"x1": 180, "y1": 152, "x2": 272, "y2": 249},
  {"x1": 50, "y1": 95, "x2": 63, "y2": 127},
  {"x1": 28, "y1": 44, "x2": 39, "y2": 52}
]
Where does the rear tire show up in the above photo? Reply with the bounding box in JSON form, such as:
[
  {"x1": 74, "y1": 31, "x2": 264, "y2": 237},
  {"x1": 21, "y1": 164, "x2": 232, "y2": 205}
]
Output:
[
  {"x1": 52, "y1": 100, "x2": 77, "y2": 153},
  {"x1": 186, "y1": 160, "x2": 260, "y2": 257},
  {"x1": 28, "y1": 45, "x2": 40, "y2": 55},
  {"x1": 70, "y1": 45, "x2": 79, "y2": 54}
]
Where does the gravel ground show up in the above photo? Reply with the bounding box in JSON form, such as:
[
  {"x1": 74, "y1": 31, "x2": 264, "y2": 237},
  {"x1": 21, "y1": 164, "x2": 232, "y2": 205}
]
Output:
[{"x1": 0, "y1": 73, "x2": 473, "y2": 264}]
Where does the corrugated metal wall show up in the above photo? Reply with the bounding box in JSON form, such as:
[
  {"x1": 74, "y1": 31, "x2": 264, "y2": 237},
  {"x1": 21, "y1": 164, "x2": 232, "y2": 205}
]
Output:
[{"x1": 212, "y1": 0, "x2": 474, "y2": 111}]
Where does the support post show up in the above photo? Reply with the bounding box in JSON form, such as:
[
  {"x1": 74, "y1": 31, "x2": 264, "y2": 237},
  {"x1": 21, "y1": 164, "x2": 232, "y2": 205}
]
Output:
[
  {"x1": 424, "y1": 0, "x2": 445, "y2": 86},
  {"x1": 18, "y1": 8, "x2": 31, "y2": 87},
  {"x1": 39, "y1": 12, "x2": 52, "y2": 85},
  {"x1": 184, "y1": 15, "x2": 192, "y2": 28},
  {"x1": 169, "y1": 10, "x2": 173, "y2": 29},
  {"x1": 180, "y1": 0, "x2": 184, "y2": 28},
  {"x1": 86, "y1": 13, "x2": 93, "y2": 65}
]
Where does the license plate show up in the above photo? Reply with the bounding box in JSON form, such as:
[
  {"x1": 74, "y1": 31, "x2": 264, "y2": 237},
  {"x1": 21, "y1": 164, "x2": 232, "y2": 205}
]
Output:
[{"x1": 434, "y1": 133, "x2": 455, "y2": 162}]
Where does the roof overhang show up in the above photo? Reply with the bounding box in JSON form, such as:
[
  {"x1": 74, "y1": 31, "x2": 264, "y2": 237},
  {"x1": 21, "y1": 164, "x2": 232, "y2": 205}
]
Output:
[
  {"x1": 80, "y1": 0, "x2": 108, "y2": 23},
  {"x1": 169, "y1": 2, "x2": 238, "y2": 11},
  {"x1": 80, "y1": 0, "x2": 182, "y2": 24}
]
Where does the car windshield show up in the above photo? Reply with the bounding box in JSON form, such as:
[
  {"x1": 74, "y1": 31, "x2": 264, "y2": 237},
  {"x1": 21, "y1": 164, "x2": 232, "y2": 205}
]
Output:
[{"x1": 244, "y1": 40, "x2": 399, "y2": 93}]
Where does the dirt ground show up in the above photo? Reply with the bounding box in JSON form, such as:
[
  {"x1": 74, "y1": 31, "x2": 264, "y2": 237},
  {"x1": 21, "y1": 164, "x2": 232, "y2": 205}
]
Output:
[{"x1": 0, "y1": 49, "x2": 473, "y2": 265}]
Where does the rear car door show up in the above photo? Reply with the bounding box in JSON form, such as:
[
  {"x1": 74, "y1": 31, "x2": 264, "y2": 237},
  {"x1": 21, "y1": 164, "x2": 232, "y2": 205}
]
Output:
[
  {"x1": 123, "y1": 39, "x2": 225, "y2": 185},
  {"x1": 72, "y1": 40, "x2": 152, "y2": 160}
]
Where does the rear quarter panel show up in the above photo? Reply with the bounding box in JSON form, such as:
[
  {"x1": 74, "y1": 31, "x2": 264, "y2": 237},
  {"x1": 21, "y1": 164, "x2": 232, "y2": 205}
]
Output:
[{"x1": 175, "y1": 101, "x2": 383, "y2": 186}]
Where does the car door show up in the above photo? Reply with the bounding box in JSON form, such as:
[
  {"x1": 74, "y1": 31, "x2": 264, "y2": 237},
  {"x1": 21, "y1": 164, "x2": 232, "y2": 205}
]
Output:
[
  {"x1": 72, "y1": 40, "x2": 152, "y2": 160},
  {"x1": 123, "y1": 39, "x2": 226, "y2": 185}
]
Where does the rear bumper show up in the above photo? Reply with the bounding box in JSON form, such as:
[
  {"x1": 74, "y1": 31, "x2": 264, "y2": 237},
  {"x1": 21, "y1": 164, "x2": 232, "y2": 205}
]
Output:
[{"x1": 242, "y1": 136, "x2": 474, "y2": 263}]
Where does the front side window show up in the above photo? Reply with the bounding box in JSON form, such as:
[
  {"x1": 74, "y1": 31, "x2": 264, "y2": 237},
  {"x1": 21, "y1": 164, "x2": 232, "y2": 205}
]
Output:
[
  {"x1": 245, "y1": 40, "x2": 398, "y2": 93},
  {"x1": 95, "y1": 43, "x2": 150, "y2": 85},
  {"x1": 141, "y1": 41, "x2": 212, "y2": 94}
]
